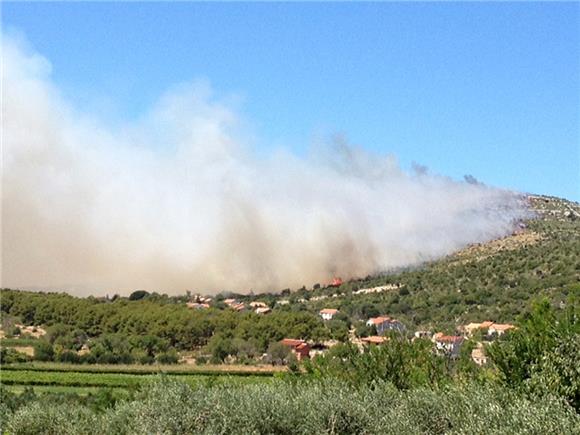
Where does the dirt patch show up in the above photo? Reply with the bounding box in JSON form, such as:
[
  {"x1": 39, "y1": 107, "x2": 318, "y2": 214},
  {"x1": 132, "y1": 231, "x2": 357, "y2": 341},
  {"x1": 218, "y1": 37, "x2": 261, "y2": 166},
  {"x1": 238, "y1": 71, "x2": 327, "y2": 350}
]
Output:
[
  {"x1": 6, "y1": 346, "x2": 35, "y2": 357},
  {"x1": 450, "y1": 230, "x2": 543, "y2": 265}
]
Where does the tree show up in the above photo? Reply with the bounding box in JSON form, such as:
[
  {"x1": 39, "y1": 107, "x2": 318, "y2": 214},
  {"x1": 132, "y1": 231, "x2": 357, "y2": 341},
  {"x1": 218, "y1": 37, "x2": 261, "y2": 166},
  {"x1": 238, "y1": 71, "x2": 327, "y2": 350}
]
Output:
[
  {"x1": 156, "y1": 349, "x2": 179, "y2": 364},
  {"x1": 206, "y1": 335, "x2": 237, "y2": 364},
  {"x1": 487, "y1": 297, "x2": 579, "y2": 388},
  {"x1": 128, "y1": 290, "x2": 149, "y2": 301},
  {"x1": 267, "y1": 342, "x2": 290, "y2": 365},
  {"x1": 528, "y1": 334, "x2": 580, "y2": 411},
  {"x1": 33, "y1": 340, "x2": 54, "y2": 361}
]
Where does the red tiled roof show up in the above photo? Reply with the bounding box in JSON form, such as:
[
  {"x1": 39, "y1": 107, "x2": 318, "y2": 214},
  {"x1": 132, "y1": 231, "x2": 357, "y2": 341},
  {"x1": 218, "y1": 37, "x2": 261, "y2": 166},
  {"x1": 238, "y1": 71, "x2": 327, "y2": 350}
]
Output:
[
  {"x1": 368, "y1": 316, "x2": 392, "y2": 325},
  {"x1": 281, "y1": 339, "x2": 305, "y2": 348},
  {"x1": 490, "y1": 323, "x2": 515, "y2": 331},
  {"x1": 320, "y1": 309, "x2": 339, "y2": 315}
]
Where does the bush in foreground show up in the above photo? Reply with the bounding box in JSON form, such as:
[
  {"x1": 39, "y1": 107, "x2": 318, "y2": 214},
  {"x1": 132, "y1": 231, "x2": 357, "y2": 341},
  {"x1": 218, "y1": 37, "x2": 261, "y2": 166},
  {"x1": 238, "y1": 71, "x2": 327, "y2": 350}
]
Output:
[{"x1": 3, "y1": 378, "x2": 579, "y2": 434}]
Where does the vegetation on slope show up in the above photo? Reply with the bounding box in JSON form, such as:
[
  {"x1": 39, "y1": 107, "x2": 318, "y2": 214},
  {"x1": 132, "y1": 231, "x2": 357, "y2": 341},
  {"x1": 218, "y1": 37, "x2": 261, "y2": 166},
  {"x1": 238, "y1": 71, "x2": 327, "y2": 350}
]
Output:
[{"x1": 287, "y1": 195, "x2": 580, "y2": 331}]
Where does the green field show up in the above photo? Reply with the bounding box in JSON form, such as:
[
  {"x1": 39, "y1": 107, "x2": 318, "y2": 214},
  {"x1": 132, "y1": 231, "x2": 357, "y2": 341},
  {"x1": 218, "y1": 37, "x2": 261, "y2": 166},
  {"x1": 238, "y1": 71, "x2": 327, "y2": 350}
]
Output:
[
  {"x1": 1, "y1": 362, "x2": 281, "y2": 376},
  {"x1": 0, "y1": 363, "x2": 278, "y2": 395},
  {"x1": 0, "y1": 338, "x2": 38, "y2": 347},
  {"x1": 3, "y1": 384, "x2": 126, "y2": 396}
]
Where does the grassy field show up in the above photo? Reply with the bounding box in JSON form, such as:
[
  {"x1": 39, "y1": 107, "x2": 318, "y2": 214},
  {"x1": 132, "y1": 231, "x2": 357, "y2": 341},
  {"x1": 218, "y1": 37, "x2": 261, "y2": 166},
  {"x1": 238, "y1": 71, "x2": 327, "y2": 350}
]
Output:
[
  {"x1": 1, "y1": 361, "x2": 284, "y2": 375},
  {"x1": 3, "y1": 384, "x2": 127, "y2": 396},
  {"x1": 0, "y1": 338, "x2": 39, "y2": 347},
  {"x1": 0, "y1": 363, "x2": 280, "y2": 395}
]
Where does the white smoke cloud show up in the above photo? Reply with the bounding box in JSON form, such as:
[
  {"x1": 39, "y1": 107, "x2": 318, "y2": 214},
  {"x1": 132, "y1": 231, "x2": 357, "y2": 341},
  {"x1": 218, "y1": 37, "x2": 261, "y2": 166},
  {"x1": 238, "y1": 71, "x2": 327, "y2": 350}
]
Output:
[{"x1": 1, "y1": 35, "x2": 530, "y2": 296}]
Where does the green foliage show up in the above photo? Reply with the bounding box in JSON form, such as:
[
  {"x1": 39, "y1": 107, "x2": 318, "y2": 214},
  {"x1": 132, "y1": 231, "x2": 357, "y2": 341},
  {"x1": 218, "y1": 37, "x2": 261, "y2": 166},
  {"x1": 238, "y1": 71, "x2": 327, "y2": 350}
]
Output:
[
  {"x1": 155, "y1": 349, "x2": 179, "y2": 365},
  {"x1": 305, "y1": 339, "x2": 448, "y2": 389},
  {"x1": 128, "y1": 290, "x2": 149, "y2": 301},
  {"x1": 0, "y1": 369, "x2": 271, "y2": 389},
  {"x1": 0, "y1": 337, "x2": 38, "y2": 347},
  {"x1": 1, "y1": 362, "x2": 278, "y2": 376},
  {"x1": 487, "y1": 297, "x2": 579, "y2": 389},
  {"x1": 7, "y1": 325, "x2": 21, "y2": 337},
  {"x1": 266, "y1": 341, "x2": 290, "y2": 365},
  {"x1": 354, "y1": 322, "x2": 376, "y2": 338},
  {"x1": 0, "y1": 289, "x2": 329, "y2": 362},
  {"x1": 33, "y1": 340, "x2": 54, "y2": 362},
  {"x1": 2, "y1": 379, "x2": 579, "y2": 434},
  {"x1": 528, "y1": 334, "x2": 580, "y2": 411},
  {"x1": 205, "y1": 334, "x2": 236, "y2": 363},
  {"x1": 0, "y1": 347, "x2": 31, "y2": 364}
]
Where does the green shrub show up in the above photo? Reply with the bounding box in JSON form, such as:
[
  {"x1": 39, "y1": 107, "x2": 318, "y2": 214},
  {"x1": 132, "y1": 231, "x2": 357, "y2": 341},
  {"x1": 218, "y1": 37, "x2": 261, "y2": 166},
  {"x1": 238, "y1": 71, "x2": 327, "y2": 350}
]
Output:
[{"x1": 4, "y1": 379, "x2": 579, "y2": 434}]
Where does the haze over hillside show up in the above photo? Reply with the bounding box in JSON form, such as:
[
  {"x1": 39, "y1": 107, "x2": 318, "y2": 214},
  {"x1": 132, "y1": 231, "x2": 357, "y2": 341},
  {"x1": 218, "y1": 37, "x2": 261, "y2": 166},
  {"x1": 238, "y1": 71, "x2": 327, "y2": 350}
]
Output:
[{"x1": 2, "y1": 36, "x2": 531, "y2": 296}]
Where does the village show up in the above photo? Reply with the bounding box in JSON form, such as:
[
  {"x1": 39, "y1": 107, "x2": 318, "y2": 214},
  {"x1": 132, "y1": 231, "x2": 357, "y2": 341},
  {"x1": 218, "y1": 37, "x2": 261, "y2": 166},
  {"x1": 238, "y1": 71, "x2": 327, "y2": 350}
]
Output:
[{"x1": 184, "y1": 289, "x2": 515, "y2": 367}]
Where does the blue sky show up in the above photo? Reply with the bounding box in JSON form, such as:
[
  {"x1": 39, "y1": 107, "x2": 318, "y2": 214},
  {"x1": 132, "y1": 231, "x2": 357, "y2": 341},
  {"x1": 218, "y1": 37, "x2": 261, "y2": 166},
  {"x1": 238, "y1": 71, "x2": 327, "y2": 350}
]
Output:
[{"x1": 3, "y1": 2, "x2": 579, "y2": 200}]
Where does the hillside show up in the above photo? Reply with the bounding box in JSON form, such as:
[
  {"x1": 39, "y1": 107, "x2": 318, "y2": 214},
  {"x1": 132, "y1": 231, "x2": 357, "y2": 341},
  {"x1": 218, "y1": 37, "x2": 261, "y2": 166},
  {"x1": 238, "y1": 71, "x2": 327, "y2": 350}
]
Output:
[
  {"x1": 1, "y1": 194, "x2": 578, "y2": 359},
  {"x1": 279, "y1": 195, "x2": 580, "y2": 330},
  {"x1": 1, "y1": 194, "x2": 579, "y2": 432}
]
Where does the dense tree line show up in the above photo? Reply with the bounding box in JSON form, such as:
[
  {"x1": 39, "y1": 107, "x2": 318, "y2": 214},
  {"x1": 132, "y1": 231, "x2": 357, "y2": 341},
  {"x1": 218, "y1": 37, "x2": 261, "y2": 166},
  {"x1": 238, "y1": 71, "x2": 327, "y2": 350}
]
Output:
[{"x1": 1, "y1": 288, "x2": 330, "y2": 364}]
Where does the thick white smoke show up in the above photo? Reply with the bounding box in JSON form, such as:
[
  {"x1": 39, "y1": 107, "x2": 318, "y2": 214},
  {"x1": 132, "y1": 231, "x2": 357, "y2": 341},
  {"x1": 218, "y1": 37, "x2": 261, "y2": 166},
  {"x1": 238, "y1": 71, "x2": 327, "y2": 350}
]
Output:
[{"x1": 1, "y1": 36, "x2": 529, "y2": 296}]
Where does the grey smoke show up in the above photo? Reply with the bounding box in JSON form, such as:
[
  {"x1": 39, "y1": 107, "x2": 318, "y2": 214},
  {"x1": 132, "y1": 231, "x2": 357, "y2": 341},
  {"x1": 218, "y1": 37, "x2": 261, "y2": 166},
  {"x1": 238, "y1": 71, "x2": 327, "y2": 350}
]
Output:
[
  {"x1": 1, "y1": 36, "x2": 530, "y2": 296},
  {"x1": 464, "y1": 174, "x2": 483, "y2": 186},
  {"x1": 411, "y1": 162, "x2": 428, "y2": 176}
]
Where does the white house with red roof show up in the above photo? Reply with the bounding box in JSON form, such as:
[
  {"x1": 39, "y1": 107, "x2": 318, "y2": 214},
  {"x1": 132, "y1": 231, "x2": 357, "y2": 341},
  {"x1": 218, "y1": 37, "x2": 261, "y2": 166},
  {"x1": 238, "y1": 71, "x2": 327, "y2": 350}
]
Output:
[
  {"x1": 366, "y1": 316, "x2": 405, "y2": 334},
  {"x1": 433, "y1": 333, "x2": 464, "y2": 357},
  {"x1": 319, "y1": 308, "x2": 339, "y2": 320}
]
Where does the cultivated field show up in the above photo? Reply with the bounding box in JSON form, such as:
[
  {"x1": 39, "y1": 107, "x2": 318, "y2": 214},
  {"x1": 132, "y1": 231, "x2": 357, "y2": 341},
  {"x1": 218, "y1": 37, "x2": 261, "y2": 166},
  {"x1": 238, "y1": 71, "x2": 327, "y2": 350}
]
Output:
[{"x1": 0, "y1": 362, "x2": 280, "y2": 395}]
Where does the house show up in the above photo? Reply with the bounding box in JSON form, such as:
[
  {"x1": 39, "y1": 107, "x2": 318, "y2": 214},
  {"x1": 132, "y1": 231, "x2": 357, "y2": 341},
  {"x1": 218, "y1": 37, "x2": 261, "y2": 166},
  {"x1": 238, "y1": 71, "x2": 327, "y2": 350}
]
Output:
[
  {"x1": 308, "y1": 340, "x2": 339, "y2": 358},
  {"x1": 488, "y1": 323, "x2": 515, "y2": 337},
  {"x1": 471, "y1": 343, "x2": 487, "y2": 365},
  {"x1": 463, "y1": 322, "x2": 483, "y2": 336},
  {"x1": 414, "y1": 330, "x2": 432, "y2": 340},
  {"x1": 311, "y1": 295, "x2": 328, "y2": 301},
  {"x1": 361, "y1": 336, "x2": 388, "y2": 345},
  {"x1": 366, "y1": 316, "x2": 405, "y2": 334},
  {"x1": 232, "y1": 303, "x2": 246, "y2": 312},
  {"x1": 433, "y1": 333, "x2": 464, "y2": 357},
  {"x1": 319, "y1": 308, "x2": 339, "y2": 320},
  {"x1": 223, "y1": 299, "x2": 246, "y2": 311},
  {"x1": 463, "y1": 321, "x2": 493, "y2": 336},
  {"x1": 255, "y1": 307, "x2": 271, "y2": 315},
  {"x1": 280, "y1": 338, "x2": 311, "y2": 360},
  {"x1": 186, "y1": 302, "x2": 210, "y2": 310},
  {"x1": 249, "y1": 301, "x2": 268, "y2": 309}
]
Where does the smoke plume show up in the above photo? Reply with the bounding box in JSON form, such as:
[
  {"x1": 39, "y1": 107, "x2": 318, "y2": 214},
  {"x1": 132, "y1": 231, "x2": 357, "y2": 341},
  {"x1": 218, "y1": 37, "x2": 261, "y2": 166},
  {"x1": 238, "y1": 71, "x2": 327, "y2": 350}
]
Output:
[{"x1": 1, "y1": 36, "x2": 529, "y2": 296}]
